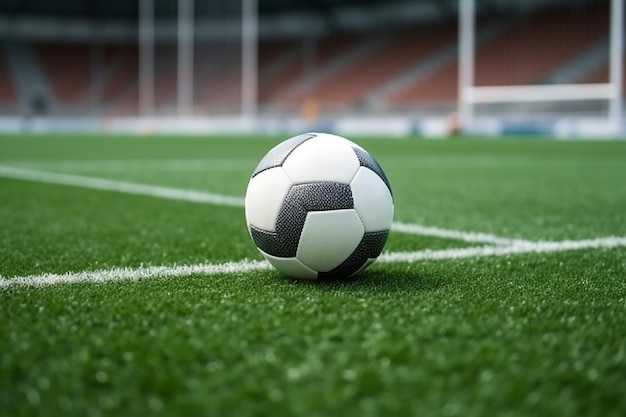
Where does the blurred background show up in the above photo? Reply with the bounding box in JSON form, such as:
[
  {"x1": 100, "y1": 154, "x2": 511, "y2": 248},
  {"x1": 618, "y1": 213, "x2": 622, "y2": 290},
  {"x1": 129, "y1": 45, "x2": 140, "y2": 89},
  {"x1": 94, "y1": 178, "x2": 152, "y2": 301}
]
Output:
[{"x1": 0, "y1": 0, "x2": 621, "y2": 137}]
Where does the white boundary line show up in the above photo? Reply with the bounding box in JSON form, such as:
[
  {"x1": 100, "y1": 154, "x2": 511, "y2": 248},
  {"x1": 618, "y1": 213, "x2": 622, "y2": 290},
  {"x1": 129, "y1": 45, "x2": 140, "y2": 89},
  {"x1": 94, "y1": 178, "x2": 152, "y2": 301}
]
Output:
[
  {"x1": 6, "y1": 158, "x2": 256, "y2": 172},
  {"x1": 2, "y1": 165, "x2": 625, "y2": 288},
  {"x1": 0, "y1": 165, "x2": 245, "y2": 207},
  {"x1": 378, "y1": 236, "x2": 626, "y2": 263},
  {"x1": 390, "y1": 222, "x2": 529, "y2": 245},
  {"x1": 0, "y1": 260, "x2": 272, "y2": 288},
  {"x1": 0, "y1": 165, "x2": 519, "y2": 244},
  {"x1": 2, "y1": 236, "x2": 625, "y2": 288}
]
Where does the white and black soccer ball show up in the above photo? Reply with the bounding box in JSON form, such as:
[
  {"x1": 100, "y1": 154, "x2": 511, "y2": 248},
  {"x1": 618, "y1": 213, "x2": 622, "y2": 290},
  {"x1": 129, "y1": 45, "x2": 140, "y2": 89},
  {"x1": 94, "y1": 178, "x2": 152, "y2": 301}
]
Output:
[{"x1": 245, "y1": 132, "x2": 394, "y2": 280}]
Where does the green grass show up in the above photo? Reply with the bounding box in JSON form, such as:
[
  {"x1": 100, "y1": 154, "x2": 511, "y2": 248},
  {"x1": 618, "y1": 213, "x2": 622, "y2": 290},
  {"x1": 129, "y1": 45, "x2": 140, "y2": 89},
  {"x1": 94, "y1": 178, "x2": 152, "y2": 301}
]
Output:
[{"x1": 1, "y1": 134, "x2": 625, "y2": 417}]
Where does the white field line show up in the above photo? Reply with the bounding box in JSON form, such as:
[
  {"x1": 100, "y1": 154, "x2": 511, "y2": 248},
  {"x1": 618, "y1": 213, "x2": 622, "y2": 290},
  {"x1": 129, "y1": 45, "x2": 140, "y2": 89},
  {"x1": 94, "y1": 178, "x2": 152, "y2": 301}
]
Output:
[
  {"x1": 390, "y1": 222, "x2": 529, "y2": 245},
  {"x1": 0, "y1": 165, "x2": 519, "y2": 244},
  {"x1": 2, "y1": 236, "x2": 625, "y2": 289},
  {"x1": 0, "y1": 260, "x2": 273, "y2": 289},
  {"x1": 0, "y1": 165, "x2": 244, "y2": 207},
  {"x1": 378, "y1": 236, "x2": 626, "y2": 263},
  {"x1": 8, "y1": 159, "x2": 256, "y2": 172}
]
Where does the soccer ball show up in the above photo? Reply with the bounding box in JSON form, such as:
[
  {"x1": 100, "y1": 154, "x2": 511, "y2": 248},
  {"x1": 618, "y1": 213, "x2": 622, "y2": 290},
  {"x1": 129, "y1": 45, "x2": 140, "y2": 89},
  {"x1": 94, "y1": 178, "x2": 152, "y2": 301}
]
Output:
[{"x1": 244, "y1": 132, "x2": 394, "y2": 280}]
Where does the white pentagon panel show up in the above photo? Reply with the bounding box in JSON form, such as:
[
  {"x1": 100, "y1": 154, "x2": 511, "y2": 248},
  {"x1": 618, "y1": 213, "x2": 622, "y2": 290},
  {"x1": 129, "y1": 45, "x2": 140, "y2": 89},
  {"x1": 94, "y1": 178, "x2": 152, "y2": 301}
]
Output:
[
  {"x1": 316, "y1": 132, "x2": 366, "y2": 153},
  {"x1": 297, "y1": 209, "x2": 364, "y2": 272},
  {"x1": 282, "y1": 135, "x2": 360, "y2": 184},
  {"x1": 310, "y1": 132, "x2": 358, "y2": 147},
  {"x1": 245, "y1": 167, "x2": 292, "y2": 232},
  {"x1": 260, "y1": 250, "x2": 318, "y2": 280},
  {"x1": 351, "y1": 166, "x2": 394, "y2": 232}
]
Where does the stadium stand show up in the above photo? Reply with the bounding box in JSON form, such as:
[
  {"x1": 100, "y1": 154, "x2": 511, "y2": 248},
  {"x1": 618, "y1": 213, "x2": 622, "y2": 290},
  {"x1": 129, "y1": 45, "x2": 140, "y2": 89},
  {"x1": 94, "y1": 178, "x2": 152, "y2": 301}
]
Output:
[
  {"x1": 0, "y1": 1, "x2": 616, "y2": 116},
  {"x1": 0, "y1": 54, "x2": 17, "y2": 107},
  {"x1": 99, "y1": 44, "x2": 139, "y2": 115},
  {"x1": 2, "y1": 41, "x2": 55, "y2": 115},
  {"x1": 273, "y1": 34, "x2": 390, "y2": 108},
  {"x1": 258, "y1": 40, "x2": 299, "y2": 85},
  {"x1": 193, "y1": 41, "x2": 243, "y2": 113},
  {"x1": 154, "y1": 43, "x2": 178, "y2": 110},
  {"x1": 260, "y1": 35, "x2": 369, "y2": 108},
  {"x1": 35, "y1": 42, "x2": 92, "y2": 109},
  {"x1": 281, "y1": 25, "x2": 457, "y2": 111}
]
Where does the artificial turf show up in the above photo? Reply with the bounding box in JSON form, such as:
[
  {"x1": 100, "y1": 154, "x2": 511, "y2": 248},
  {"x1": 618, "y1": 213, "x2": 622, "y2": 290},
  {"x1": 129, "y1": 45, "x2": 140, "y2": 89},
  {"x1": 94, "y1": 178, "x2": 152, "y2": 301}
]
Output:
[{"x1": 1, "y1": 134, "x2": 625, "y2": 416}]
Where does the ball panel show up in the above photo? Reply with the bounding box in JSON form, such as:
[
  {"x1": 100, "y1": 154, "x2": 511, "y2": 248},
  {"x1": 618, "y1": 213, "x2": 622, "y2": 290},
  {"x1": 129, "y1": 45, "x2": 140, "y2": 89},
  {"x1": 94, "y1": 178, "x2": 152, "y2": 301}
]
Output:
[
  {"x1": 310, "y1": 132, "x2": 358, "y2": 146},
  {"x1": 353, "y1": 258, "x2": 376, "y2": 275},
  {"x1": 318, "y1": 230, "x2": 389, "y2": 279},
  {"x1": 250, "y1": 225, "x2": 298, "y2": 258},
  {"x1": 248, "y1": 182, "x2": 355, "y2": 258},
  {"x1": 360, "y1": 230, "x2": 390, "y2": 258},
  {"x1": 245, "y1": 167, "x2": 292, "y2": 232},
  {"x1": 260, "y1": 250, "x2": 318, "y2": 280},
  {"x1": 288, "y1": 182, "x2": 353, "y2": 211},
  {"x1": 297, "y1": 209, "x2": 364, "y2": 272},
  {"x1": 282, "y1": 135, "x2": 360, "y2": 184},
  {"x1": 252, "y1": 133, "x2": 316, "y2": 177},
  {"x1": 351, "y1": 146, "x2": 392, "y2": 194},
  {"x1": 351, "y1": 166, "x2": 394, "y2": 232}
]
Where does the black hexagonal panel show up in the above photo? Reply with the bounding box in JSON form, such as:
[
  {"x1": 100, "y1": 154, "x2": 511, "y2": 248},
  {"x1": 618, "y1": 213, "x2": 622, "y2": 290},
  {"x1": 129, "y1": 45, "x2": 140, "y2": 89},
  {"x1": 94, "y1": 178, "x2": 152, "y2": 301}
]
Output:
[
  {"x1": 286, "y1": 182, "x2": 353, "y2": 211},
  {"x1": 249, "y1": 182, "x2": 354, "y2": 258},
  {"x1": 351, "y1": 146, "x2": 392, "y2": 195}
]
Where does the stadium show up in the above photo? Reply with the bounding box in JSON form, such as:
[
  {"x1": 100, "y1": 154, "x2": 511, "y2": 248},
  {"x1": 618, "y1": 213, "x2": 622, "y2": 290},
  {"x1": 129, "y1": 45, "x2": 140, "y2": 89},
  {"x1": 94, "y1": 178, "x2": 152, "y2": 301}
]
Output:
[{"x1": 1, "y1": 0, "x2": 625, "y2": 416}]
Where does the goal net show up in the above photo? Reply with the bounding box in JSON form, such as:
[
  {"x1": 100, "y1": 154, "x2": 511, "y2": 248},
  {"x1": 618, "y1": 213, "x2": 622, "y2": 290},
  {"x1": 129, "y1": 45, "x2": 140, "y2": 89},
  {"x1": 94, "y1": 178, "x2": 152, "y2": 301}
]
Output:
[{"x1": 459, "y1": 0, "x2": 623, "y2": 137}]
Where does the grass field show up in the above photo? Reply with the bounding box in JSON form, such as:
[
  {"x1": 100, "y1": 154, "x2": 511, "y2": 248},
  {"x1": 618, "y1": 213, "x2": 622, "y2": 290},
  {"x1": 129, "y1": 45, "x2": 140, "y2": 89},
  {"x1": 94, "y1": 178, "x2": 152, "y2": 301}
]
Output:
[{"x1": 1, "y1": 133, "x2": 625, "y2": 416}]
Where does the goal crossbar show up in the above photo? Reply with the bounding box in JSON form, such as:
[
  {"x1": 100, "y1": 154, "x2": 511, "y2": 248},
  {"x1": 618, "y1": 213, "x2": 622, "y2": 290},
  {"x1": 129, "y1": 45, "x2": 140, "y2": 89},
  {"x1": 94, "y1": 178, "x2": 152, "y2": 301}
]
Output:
[
  {"x1": 458, "y1": 0, "x2": 624, "y2": 136},
  {"x1": 466, "y1": 83, "x2": 616, "y2": 104}
]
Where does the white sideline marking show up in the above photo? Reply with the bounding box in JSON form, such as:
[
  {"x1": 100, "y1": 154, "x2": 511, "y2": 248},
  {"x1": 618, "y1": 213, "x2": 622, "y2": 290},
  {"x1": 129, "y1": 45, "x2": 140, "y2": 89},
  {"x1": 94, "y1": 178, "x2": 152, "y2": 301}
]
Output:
[
  {"x1": 378, "y1": 236, "x2": 626, "y2": 263},
  {"x1": 0, "y1": 165, "x2": 521, "y2": 244},
  {"x1": 391, "y1": 222, "x2": 528, "y2": 245},
  {"x1": 8, "y1": 158, "x2": 256, "y2": 172},
  {"x1": 0, "y1": 260, "x2": 272, "y2": 289},
  {"x1": 2, "y1": 236, "x2": 625, "y2": 288},
  {"x1": 0, "y1": 165, "x2": 244, "y2": 207}
]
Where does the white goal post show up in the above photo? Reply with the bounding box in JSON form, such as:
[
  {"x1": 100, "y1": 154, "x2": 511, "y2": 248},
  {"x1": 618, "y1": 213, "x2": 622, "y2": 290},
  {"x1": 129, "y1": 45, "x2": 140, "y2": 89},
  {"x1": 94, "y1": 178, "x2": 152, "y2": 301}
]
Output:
[{"x1": 458, "y1": 0, "x2": 624, "y2": 136}]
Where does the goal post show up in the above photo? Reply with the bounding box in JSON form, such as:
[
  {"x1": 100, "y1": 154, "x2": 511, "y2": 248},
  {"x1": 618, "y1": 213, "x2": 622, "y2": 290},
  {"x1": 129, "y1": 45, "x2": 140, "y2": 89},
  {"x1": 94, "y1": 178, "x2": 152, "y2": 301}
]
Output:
[
  {"x1": 458, "y1": 0, "x2": 624, "y2": 137},
  {"x1": 136, "y1": 0, "x2": 256, "y2": 127},
  {"x1": 609, "y1": 0, "x2": 624, "y2": 128}
]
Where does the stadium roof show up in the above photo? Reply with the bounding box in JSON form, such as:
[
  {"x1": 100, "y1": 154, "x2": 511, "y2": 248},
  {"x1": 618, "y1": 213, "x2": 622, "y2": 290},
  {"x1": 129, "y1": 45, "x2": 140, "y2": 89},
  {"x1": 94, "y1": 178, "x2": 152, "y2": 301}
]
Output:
[
  {"x1": 0, "y1": 0, "x2": 431, "y2": 19},
  {"x1": 0, "y1": 0, "x2": 595, "y2": 41},
  {"x1": 0, "y1": 0, "x2": 587, "y2": 20}
]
